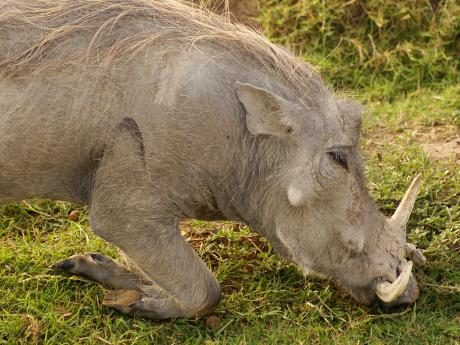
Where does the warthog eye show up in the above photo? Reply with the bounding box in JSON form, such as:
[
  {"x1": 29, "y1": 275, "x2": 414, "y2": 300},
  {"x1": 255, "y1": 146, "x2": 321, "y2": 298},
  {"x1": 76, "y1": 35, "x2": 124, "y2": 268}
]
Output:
[{"x1": 327, "y1": 151, "x2": 348, "y2": 171}]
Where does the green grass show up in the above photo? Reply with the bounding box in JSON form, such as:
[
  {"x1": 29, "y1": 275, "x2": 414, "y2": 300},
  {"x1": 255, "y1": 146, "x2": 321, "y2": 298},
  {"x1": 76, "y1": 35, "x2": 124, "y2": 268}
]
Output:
[
  {"x1": 257, "y1": 0, "x2": 460, "y2": 101},
  {"x1": 1, "y1": 0, "x2": 460, "y2": 344}
]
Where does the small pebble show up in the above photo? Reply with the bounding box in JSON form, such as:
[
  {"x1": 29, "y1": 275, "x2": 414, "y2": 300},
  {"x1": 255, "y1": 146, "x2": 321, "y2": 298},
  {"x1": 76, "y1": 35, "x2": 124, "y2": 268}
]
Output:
[
  {"x1": 69, "y1": 210, "x2": 80, "y2": 221},
  {"x1": 205, "y1": 315, "x2": 220, "y2": 329}
]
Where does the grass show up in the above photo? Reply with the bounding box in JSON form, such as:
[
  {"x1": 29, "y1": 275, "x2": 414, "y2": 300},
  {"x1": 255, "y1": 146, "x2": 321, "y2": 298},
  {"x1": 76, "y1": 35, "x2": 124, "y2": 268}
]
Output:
[
  {"x1": 257, "y1": 0, "x2": 460, "y2": 101},
  {"x1": 1, "y1": 0, "x2": 460, "y2": 344}
]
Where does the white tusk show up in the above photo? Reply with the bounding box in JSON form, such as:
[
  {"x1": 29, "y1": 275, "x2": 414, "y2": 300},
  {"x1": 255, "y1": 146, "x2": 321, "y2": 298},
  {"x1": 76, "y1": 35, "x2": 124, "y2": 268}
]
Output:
[
  {"x1": 389, "y1": 174, "x2": 422, "y2": 230},
  {"x1": 376, "y1": 261, "x2": 413, "y2": 303}
]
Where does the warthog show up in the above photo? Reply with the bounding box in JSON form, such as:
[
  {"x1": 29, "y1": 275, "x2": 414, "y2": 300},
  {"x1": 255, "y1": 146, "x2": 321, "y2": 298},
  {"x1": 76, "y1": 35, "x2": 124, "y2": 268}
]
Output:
[{"x1": 0, "y1": 0, "x2": 426, "y2": 319}]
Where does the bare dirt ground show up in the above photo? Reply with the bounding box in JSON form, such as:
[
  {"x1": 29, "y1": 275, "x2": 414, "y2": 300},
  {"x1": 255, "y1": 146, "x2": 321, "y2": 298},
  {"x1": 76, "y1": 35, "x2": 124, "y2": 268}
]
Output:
[
  {"x1": 225, "y1": 0, "x2": 258, "y2": 24},
  {"x1": 364, "y1": 126, "x2": 460, "y2": 163},
  {"x1": 418, "y1": 127, "x2": 460, "y2": 162},
  {"x1": 195, "y1": 0, "x2": 259, "y2": 26}
]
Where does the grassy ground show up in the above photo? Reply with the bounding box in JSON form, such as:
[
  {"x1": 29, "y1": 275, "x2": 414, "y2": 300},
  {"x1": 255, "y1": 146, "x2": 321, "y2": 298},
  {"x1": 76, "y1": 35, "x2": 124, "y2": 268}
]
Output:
[{"x1": 1, "y1": 1, "x2": 459, "y2": 344}]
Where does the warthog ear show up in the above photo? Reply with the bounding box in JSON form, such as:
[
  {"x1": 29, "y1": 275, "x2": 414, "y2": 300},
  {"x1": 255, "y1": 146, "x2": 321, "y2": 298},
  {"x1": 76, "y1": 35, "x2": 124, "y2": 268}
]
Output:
[{"x1": 236, "y1": 82, "x2": 296, "y2": 137}]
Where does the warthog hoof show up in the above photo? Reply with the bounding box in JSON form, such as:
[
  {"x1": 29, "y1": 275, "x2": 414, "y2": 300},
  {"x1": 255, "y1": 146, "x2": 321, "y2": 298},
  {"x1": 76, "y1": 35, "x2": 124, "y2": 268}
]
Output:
[{"x1": 51, "y1": 253, "x2": 143, "y2": 290}]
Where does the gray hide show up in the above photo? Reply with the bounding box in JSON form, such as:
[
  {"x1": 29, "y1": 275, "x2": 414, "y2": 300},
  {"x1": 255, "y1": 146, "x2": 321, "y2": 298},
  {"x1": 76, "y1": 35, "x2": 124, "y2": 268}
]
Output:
[{"x1": 0, "y1": 0, "x2": 424, "y2": 318}]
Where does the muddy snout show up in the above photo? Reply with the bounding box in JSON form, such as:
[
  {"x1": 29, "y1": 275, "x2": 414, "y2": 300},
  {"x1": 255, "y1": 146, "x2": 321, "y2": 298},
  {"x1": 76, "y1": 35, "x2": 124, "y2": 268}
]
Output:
[
  {"x1": 375, "y1": 261, "x2": 421, "y2": 306},
  {"x1": 374, "y1": 173, "x2": 425, "y2": 306},
  {"x1": 388, "y1": 274, "x2": 420, "y2": 305}
]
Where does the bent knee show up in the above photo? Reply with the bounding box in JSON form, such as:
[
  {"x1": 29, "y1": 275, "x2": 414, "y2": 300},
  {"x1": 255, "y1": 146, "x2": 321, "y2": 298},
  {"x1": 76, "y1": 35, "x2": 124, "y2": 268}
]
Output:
[
  {"x1": 199, "y1": 283, "x2": 221, "y2": 316},
  {"x1": 185, "y1": 281, "x2": 221, "y2": 317}
]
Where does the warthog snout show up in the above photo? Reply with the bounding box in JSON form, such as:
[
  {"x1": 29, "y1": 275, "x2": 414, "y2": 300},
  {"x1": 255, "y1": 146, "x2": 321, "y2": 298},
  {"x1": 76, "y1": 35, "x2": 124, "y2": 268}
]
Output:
[{"x1": 375, "y1": 174, "x2": 426, "y2": 305}]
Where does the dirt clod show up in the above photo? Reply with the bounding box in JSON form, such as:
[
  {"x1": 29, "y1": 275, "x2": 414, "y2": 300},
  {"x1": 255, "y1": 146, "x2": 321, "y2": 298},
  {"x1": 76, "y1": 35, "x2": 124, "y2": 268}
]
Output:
[
  {"x1": 69, "y1": 210, "x2": 80, "y2": 221},
  {"x1": 205, "y1": 315, "x2": 221, "y2": 329}
]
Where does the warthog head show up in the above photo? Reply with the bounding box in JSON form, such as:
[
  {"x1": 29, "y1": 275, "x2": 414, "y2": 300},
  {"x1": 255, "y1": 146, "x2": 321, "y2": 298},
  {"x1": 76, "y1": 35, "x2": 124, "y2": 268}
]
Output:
[{"x1": 236, "y1": 82, "x2": 426, "y2": 306}]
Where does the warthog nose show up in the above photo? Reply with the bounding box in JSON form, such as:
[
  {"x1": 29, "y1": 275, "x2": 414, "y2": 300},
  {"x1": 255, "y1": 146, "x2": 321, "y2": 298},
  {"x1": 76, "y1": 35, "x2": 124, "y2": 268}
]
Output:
[
  {"x1": 384, "y1": 274, "x2": 420, "y2": 306},
  {"x1": 376, "y1": 261, "x2": 414, "y2": 303}
]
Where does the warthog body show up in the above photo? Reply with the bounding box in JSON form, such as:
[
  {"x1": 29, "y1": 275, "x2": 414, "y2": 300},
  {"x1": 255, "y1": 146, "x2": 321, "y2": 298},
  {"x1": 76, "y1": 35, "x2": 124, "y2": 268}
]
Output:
[{"x1": 0, "y1": 0, "x2": 425, "y2": 318}]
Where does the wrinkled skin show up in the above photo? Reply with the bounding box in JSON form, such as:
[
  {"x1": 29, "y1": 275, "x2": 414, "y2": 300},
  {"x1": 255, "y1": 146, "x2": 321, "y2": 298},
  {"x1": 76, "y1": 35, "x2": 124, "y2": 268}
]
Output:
[
  {"x1": 235, "y1": 84, "x2": 421, "y2": 306},
  {"x1": 0, "y1": 0, "x2": 423, "y2": 318}
]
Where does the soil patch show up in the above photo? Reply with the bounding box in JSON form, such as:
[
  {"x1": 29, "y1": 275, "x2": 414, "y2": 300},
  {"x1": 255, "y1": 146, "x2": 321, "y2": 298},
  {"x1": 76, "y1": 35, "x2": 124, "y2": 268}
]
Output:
[
  {"x1": 194, "y1": 0, "x2": 259, "y2": 26},
  {"x1": 418, "y1": 127, "x2": 460, "y2": 162},
  {"x1": 363, "y1": 126, "x2": 460, "y2": 163},
  {"x1": 225, "y1": 0, "x2": 259, "y2": 25}
]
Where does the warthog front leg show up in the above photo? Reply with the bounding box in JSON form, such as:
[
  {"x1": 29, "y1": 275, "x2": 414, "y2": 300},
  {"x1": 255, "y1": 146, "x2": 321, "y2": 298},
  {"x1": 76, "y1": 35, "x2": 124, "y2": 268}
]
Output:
[
  {"x1": 67, "y1": 118, "x2": 222, "y2": 319},
  {"x1": 52, "y1": 253, "x2": 185, "y2": 317},
  {"x1": 53, "y1": 226, "x2": 221, "y2": 319},
  {"x1": 83, "y1": 218, "x2": 221, "y2": 319}
]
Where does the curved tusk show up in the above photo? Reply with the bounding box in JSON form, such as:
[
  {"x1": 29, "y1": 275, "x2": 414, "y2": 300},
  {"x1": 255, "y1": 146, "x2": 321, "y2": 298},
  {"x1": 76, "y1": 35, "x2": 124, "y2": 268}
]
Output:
[
  {"x1": 389, "y1": 174, "x2": 422, "y2": 230},
  {"x1": 404, "y1": 243, "x2": 427, "y2": 266},
  {"x1": 376, "y1": 261, "x2": 413, "y2": 303}
]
